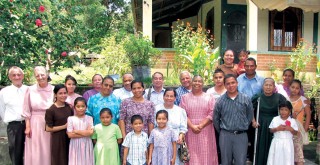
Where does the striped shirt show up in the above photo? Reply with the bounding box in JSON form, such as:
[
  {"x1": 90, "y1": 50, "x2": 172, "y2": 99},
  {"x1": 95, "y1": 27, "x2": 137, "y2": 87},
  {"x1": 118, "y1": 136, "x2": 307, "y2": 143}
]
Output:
[
  {"x1": 122, "y1": 131, "x2": 148, "y2": 165},
  {"x1": 174, "y1": 86, "x2": 190, "y2": 105},
  {"x1": 214, "y1": 92, "x2": 254, "y2": 132}
]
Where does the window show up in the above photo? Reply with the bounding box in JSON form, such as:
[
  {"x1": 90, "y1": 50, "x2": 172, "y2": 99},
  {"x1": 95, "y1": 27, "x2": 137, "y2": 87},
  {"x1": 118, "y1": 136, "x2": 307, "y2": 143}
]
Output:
[{"x1": 270, "y1": 7, "x2": 302, "y2": 51}]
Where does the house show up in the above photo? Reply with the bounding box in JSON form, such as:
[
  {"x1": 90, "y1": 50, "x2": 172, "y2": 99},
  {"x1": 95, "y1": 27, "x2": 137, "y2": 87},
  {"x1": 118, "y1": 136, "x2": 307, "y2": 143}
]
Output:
[{"x1": 131, "y1": 0, "x2": 320, "y2": 80}]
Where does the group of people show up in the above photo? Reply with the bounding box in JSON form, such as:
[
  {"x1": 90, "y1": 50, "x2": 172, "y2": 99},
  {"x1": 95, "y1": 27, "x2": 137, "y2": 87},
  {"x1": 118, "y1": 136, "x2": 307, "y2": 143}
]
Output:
[{"x1": 0, "y1": 49, "x2": 311, "y2": 165}]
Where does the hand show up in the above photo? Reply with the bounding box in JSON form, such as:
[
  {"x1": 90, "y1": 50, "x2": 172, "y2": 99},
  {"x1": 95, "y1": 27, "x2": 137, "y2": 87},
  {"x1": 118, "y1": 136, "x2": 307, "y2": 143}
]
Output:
[
  {"x1": 304, "y1": 125, "x2": 309, "y2": 132},
  {"x1": 25, "y1": 127, "x2": 31, "y2": 138},
  {"x1": 170, "y1": 158, "x2": 175, "y2": 165},
  {"x1": 122, "y1": 160, "x2": 126, "y2": 165},
  {"x1": 284, "y1": 125, "x2": 294, "y2": 132},
  {"x1": 276, "y1": 125, "x2": 286, "y2": 131},
  {"x1": 177, "y1": 133, "x2": 184, "y2": 144},
  {"x1": 147, "y1": 159, "x2": 152, "y2": 165},
  {"x1": 191, "y1": 125, "x2": 201, "y2": 134},
  {"x1": 252, "y1": 121, "x2": 260, "y2": 128}
]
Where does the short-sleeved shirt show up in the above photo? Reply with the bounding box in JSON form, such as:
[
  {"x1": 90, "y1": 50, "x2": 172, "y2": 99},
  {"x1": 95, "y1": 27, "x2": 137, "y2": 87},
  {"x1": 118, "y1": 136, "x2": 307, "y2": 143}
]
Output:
[
  {"x1": 174, "y1": 86, "x2": 190, "y2": 105},
  {"x1": 113, "y1": 87, "x2": 133, "y2": 101},
  {"x1": 122, "y1": 131, "x2": 148, "y2": 165},
  {"x1": 143, "y1": 87, "x2": 165, "y2": 106}
]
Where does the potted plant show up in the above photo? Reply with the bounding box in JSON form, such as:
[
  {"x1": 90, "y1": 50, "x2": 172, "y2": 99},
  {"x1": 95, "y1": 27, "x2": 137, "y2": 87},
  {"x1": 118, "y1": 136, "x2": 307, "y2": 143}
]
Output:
[{"x1": 124, "y1": 33, "x2": 161, "y2": 81}]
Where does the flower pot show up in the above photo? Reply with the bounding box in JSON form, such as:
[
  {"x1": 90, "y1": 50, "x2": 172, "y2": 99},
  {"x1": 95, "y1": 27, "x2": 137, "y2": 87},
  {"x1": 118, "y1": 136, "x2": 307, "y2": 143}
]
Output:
[{"x1": 132, "y1": 66, "x2": 151, "y2": 81}]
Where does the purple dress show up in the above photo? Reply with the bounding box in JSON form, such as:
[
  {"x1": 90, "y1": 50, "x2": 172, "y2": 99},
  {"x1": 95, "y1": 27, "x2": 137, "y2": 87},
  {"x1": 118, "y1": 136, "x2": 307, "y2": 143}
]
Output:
[
  {"x1": 82, "y1": 89, "x2": 99, "y2": 101},
  {"x1": 148, "y1": 127, "x2": 178, "y2": 165}
]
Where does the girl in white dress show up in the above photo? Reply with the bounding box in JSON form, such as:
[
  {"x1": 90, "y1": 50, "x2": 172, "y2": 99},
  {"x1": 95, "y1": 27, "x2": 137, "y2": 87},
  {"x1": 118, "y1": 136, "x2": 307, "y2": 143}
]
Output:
[{"x1": 267, "y1": 101, "x2": 298, "y2": 165}]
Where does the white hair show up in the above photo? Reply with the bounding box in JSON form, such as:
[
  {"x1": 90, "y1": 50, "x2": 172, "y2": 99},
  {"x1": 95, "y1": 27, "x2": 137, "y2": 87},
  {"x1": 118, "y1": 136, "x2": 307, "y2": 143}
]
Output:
[{"x1": 8, "y1": 66, "x2": 24, "y2": 75}]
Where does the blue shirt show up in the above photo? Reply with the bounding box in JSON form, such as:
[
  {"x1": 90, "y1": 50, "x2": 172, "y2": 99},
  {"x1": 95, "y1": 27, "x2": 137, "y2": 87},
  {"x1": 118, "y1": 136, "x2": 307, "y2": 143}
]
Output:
[
  {"x1": 86, "y1": 93, "x2": 121, "y2": 125},
  {"x1": 143, "y1": 87, "x2": 165, "y2": 106},
  {"x1": 237, "y1": 73, "x2": 264, "y2": 98},
  {"x1": 174, "y1": 86, "x2": 190, "y2": 105},
  {"x1": 122, "y1": 131, "x2": 148, "y2": 165}
]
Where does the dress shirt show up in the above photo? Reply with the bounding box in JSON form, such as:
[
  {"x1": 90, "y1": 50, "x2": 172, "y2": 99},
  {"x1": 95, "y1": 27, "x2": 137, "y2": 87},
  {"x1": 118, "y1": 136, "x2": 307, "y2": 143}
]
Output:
[
  {"x1": 113, "y1": 87, "x2": 133, "y2": 101},
  {"x1": 143, "y1": 87, "x2": 165, "y2": 106},
  {"x1": 122, "y1": 131, "x2": 148, "y2": 165},
  {"x1": 174, "y1": 86, "x2": 191, "y2": 105},
  {"x1": 237, "y1": 73, "x2": 264, "y2": 98}
]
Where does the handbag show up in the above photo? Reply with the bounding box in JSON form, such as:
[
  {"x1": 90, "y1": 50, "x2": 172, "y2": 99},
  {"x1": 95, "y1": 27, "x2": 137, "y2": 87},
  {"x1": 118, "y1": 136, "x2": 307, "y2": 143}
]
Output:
[{"x1": 178, "y1": 141, "x2": 190, "y2": 163}]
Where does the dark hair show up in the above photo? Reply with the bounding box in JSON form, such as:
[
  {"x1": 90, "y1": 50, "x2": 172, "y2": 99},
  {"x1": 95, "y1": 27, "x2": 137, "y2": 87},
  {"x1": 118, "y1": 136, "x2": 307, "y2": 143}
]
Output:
[
  {"x1": 131, "y1": 80, "x2": 145, "y2": 89},
  {"x1": 100, "y1": 108, "x2": 113, "y2": 117},
  {"x1": 74, "y1": 97, "x2": 87, "y2": 107},
  {"x1": 213, "y1": 68, "x2": 225, "y2": 75},
  {"x1": 92, "y1": 74, "x2": 103, "y2": 82},
  {"x1": 245, "y1": 57, "x2": 257, "y2": 66},
  {"x1": 156, "y1": 110, "x2": 168, "y2": 120},
  {"x1": 224, "y1": 74, "x2": 237, "y2": 84},
  {"x1": 192, "y1": 75, "x2": 203, "y2": 81},
  {"x1": 239, "y1": 50, "x2": 250, "y2": 56},
  {"x1": 152, "y1": 72, "x2": 164, "y2": 79},
  {"x1": 131, "y1": 115, "x2": 143, "y2": 124},
  {"x1": 291, "y1": 79, "x2": 302, "y2": 89},
  {"x1": 53, "y1": 84, "x2": 66, "y2": 95},
  {"x1": 163, "y1": 88, "x2": 177, "y2": 97},
  {"x1": 282, "y1": 68, "x2": 295, "y2": 78},
  {"x1": 65, "y1": 75, "x2": 78, "y2": 85},
  {"x1": 223, "y1": 49, "x2": 235, "y2": 57},
  {"x1": 102, "y1": 75, "x2": 114, "y2": 84},
  {"x1": 279, "y1": 101, "x2": 293, "y2": 114}
]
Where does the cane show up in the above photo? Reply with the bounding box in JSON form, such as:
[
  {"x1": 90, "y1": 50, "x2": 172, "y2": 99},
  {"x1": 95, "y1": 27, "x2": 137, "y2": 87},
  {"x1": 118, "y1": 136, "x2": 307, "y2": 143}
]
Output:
[{"x1": 253, "y1": 97, "x2": 260, "y2": 165}]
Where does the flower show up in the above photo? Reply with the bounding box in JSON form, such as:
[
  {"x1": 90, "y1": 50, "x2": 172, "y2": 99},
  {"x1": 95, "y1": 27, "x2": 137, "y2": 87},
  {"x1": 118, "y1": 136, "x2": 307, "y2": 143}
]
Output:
[
  {"x1": 45, "y1": 49, "x2": 49, "y2": 54},
  {"x1": 39, "y1": 5, "x2": 45, "y2": 12},
  {"x1": 285, "y1": 120, "x2": 291, "y2": 126},
  {"x1": 35, "y1": 19, "x2": 42, "y2": 27},
  {"x1": 61, "y1": 51, "x2": 67, "y2": 57}
]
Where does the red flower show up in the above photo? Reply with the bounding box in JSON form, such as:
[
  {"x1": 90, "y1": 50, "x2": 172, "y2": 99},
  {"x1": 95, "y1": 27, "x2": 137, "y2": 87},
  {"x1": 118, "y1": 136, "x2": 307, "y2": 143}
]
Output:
[
  {"x1": 35, "y1": 19, "x2": 42, "y2": 27},
  {"x1": 39, "y1": 5, "x2": 45, "y2": 12},
  {"x1": 285, "y1": 120, "x2": 291, "y2": 126},
  {"x1": 61, "y1": 51, "x2": 67, "y2": 57},
  {"x1": 45, "y1": 49, "x2": 49, "y2": 54}
]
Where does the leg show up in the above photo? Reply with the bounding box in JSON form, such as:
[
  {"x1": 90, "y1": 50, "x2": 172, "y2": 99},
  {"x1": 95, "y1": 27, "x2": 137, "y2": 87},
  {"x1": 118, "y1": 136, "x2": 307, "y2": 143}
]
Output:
[
  {"x1": 219, "y1": 130, "x2": 233, "y2": 165},
  {"x1": 7, "y1": 122, "x2": 25, "y2": 165},
  {"x1": 232, "y1": 133, "x2": 248, "y2": 165}
]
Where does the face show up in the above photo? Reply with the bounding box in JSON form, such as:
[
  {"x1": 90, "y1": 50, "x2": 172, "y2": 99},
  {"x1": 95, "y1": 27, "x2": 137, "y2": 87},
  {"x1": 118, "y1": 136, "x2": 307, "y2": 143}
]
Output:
[
  {"x1": 132, "y1": 82, "x2": 144, "y2": 98},
  {"x1": 74, "y1": 101, "x2": 87, "y2": 116},
  {"x1": 279, "y1": 107, "x2": 291, "y2": 119},
  {"x1": 100, "y1": 112, "x2": 112, "y2": 126},
  {"x1": 238, "y1": 52, "x2": 248, "y2": 62},
  {"x1": 223, "y1": 50, "x2": 234, "y2": 65},
  {"x1": 225, "y1": 77, "x2": 238, "y2": 94},
  {"x1": 164, "y1": 91, "x2": 176, "y2": 105},
  {"x1": 156, "y1": 113, "x2": 168, "y2": 128},
  {"x1": 180, "y1": 73, "x2": 192, "y2": 89},
  {"x1": 283, "y1": 71, "x2": 294, "y2": 85},
  {"x1": 55, "y1": 88, "x2": 67, "y2": 103},
  {"x1": 123, "y1": 74, "x2": 133, "y2": 91},
  {"x1": 213, "y1": 73, "x2": 224, "y2": 87},
  {"x1": 65, "y1": 79, "x2": 76, "y2": 94},
  {"x1": 132, "y1": 119, "x2": 143, "y2": 133},
  {"x1": 152, "y1": 73, "x2": 164, "y2": 88},
  {"x1": 92, "y1": 75, "x2": 102, "y2": 88},
  {"x1": 244, "y1": 60, "x2": 257, "y2": 76},
  {"x1": 34, "y1": 69, "x2": 48, "y2": 86},
  {"x1": 290, "y1": 82, "x2": 301, "y2": 96},
  {"x1": 9, "y1": 69, "x2": 24, "y2": 87},
  {"x1": 101, "y1": 79, "x2": 114, "y2": 96},
  {"x1": 263, "y1": 79, "x2": 275, "y2": 95},
  {"x1": 192, "y1": 76, "x2": 203, "y2": 91}
]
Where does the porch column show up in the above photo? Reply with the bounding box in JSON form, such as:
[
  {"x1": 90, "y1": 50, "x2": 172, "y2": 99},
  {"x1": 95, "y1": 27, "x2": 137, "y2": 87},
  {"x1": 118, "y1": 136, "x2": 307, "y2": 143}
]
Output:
[
  {"x1": 247, "y1": 0, "x2": 258, "y2": 52},
  {"x1": 143, "y1": 0, "x2": 152, "y2": 40}
]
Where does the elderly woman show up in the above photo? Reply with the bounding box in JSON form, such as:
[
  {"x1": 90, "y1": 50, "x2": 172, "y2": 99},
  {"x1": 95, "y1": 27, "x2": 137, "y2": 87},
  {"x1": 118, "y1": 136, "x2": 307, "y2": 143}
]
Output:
[
  {"x1": 23, "y1": 66, "x2": 54, "y2": 165},
  {"x1": 251, "y1": 78, "x2": 287, "y2": 165},
  {"x1": 83, "y1": 74, "x2": 103, "y2": 101},
  {"x1": 155, "y1": 88, "x2": 187, "y2": 165},
  {"x1": 217, "y1": 49, "x2": 238, "y2": 77},
  {"x1": 180, "y1": 75, "x2": 218, "y2": 165}
]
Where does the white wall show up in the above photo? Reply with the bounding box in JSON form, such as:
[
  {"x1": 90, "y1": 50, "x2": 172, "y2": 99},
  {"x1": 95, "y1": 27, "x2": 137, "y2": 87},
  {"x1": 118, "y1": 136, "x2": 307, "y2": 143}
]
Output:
[
  {"x1": 257, "y1": 9, "x2": 269, "y2": 52},
  {"x1": 303, "y1": 12, "x2": 314, "y2": 44}
]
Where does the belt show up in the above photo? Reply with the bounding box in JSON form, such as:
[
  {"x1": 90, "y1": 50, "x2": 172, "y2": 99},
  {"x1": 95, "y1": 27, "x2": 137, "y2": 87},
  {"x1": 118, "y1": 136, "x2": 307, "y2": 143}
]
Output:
[
  {"x1": 222, "y1": 129, "x2": 247, "y2": 135},
  {"x1": 8, "y1": 120, "x2": 25, "y2": 125}
]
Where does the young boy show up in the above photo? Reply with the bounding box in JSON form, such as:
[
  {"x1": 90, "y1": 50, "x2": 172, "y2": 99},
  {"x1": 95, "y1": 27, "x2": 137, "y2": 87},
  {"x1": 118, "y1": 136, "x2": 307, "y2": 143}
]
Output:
[
  {"x1": 237, "y1": 50, "x2": 250, "y2": 75},
  {"x1": 122, "y1": 115, "x2": 148, "y2": 165}
]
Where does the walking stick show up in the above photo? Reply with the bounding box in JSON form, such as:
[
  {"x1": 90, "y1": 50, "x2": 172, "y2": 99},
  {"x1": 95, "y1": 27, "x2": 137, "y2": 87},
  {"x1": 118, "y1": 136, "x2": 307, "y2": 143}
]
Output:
[{"x1": 253, "y1": 97, "x2": 260, "y2": 165}]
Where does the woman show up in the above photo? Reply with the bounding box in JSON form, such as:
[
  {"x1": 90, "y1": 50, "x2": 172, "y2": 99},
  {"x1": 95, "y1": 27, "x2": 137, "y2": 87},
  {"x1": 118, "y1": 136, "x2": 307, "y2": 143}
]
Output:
[
  {"x1": 23, "y1": 66, "x2": 54, "y2": 165},
  {"x1": 45, "y1": 84, "x2": 73, "y2": 165},
  {"x1": 180, "y1": 75, "x2": 218, "y2": 165},
  {"x1": 155, "y1": 88, "x2": 187, "y2": 165},
  {"x1": 65, "y1": 75, "x2": 81, "y2": 108},
  {"x1": 206, "y1": 68, "x2": 226, "y2": 99},
  {"x1": 217, "y1": 49, "x2": 238, "y2": 77},
  {"x1": 83, "y1": 74, "x2": 103, "y2": 101},
  {"x1": 251, "y1": 78, "x2": 287, "y2": 165},
  {"x1": 277, "y1": 69, "x2": 305, "y2": 100},
  {"x1": 119, "y1": 80, "x2": 155, "y2": 138}
]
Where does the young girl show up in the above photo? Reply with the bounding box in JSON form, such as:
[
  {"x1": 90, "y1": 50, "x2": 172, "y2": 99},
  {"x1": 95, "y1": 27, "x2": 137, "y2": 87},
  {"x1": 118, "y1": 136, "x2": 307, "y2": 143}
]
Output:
[
  {"x1": 45, "y1": 84, "x2": 74, "y2": 165},
  {"x1": 267, "y1": 101, "x2": 298, "y2": 165},
  {"x1": 92, "y1": 108, "x2": 123, "y2": 165},
  {"x1": 67, "y1": 97, "x2": 94, "y2": 165},
  {"x1": 289, "y1": 79, "x2": 311, "y2": 165},
  {"x1": 236, "y1": 50, "x2": 250, "y2": 75},
  {"x1": 65, "y1": 75, "x2": 81, "y2": 108},
  {"x1": 148, "y1": 110, "x2": 177, "y2": 165},
  {"x1": 206, "y1": 69, "x2": 226, "y2": 99}
]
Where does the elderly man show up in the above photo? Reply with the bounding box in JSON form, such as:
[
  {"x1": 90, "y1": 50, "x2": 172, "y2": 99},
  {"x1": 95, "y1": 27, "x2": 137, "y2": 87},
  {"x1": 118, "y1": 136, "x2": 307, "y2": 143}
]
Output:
[
  {"x1": 214, "y1": 74, "x2": 254, "y2": 165},
  {"x1": 144, "y1": 72, "x2": 165, "y2": 105},
  {"x1": 113, "y1": 73, "x2": 134, "y2": 100},
  {"x1": 0, "y1": 66, "x2": 28, "y2": 165},
  {"x1": 174, "y1": 71, "x2": 192, "y2": 105}
]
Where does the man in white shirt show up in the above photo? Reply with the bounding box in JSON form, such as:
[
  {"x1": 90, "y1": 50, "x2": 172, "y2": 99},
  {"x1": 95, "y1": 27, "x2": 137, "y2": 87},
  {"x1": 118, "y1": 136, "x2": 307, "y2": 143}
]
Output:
[
  {"x1": 113, "y1": 73, "x2": 134, "y2": 100},
  {"x1": 0, "y1": 66, "x2": 28, "y2": 165},
  {"x1": 144, "y1": 72, "x2": 165, "y2": 105}
]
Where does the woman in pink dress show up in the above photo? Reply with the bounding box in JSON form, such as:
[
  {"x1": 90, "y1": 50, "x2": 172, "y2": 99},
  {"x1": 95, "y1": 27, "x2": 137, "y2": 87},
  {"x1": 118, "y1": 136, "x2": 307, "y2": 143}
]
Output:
[
  {"x1": 65, "y1": 75, "x2": 81, "y2": 108},
  {"x1": 180, "y1": 75, "x2": 218, "y2": 165},
  {"x1": 23, "y1": 66, "x2": 54, "y2": 165}
]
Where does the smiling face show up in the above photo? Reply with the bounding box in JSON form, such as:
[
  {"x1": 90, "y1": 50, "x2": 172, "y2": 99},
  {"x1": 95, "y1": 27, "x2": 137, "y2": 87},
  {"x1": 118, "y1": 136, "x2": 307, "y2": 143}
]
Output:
[
  {"x1": 290, "y1": 81, "x2": 301, "y2": 96},
  {"x1": 156, "y1": 112, "x2": 168, "y2": 129},
  {"x1": 122, "y1": 74, "x2": 133, "y2": 91},
  {"x1": 244, "y1": 60, "x2": 257, "y2": 77},
  {"x1": 282, "y1": 70, "x2": 294, "y2": 85},
  {"x1": 213, "y1": 72, "x2": 224, "y2": 87},
  {"x1": 34, "y1": 67, "x2": 48, "y2": 87},
  {"x1": 192, "y1": 76, "x2": 203, "y2": 92},
  {"x1": 179, "y1": 72, "x2": 192, "y2": 89},
  {"x1": 92, "y1": 75, "x2": 102, "y2": 89},
  {"x1": 132, "y1": 119, "x2": 143, "y2": 133},
  {"x1": 132, "y1": 82, "x2": 144, "y2": 98},
  {"x1": 163, "y1": 90, "x2": 176, "y2": 106},
  {"x1": 223, "y1": 50, "x2": 235, "y2": 65},
  {"x1": 101, "y1": 78, "x2": 114, "y2": 96},
  {"x1": 279, "y1": 107, "x2": 291, "y2": 120},
  {"x1": 239, "y1": 51, "x2": 248, "y2": 62},
  {"x1": 65, "y1": 79, "x2": 76, "y2": 94},
  {"x1": 55, "y1": 87, "x2": 67, "y2": 103},
  {"x1": 263, "y1": 79, "x2": 275, "y2": 96},
  {"x1": 224, "y1": 76, "x2": 238, "y2": 95},
  {"x1": 74, "y1": 100, "x2": 87, "y2": 117},
  {"x1": 8, "y1": 68, "x2": 24, "y2": 87}
]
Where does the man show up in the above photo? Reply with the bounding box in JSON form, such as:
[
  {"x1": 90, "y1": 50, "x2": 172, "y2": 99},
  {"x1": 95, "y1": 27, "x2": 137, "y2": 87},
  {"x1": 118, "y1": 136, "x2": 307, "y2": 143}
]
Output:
[
  {"x1": 214, "y1": 74, "x2": 254, "y2": 165},
  {"x1": 144, "y1": 72, "x2": 165, "y2": 105},
  {"x1": 0, "y1": 66, "x2": 28, "y2": 165},
  {"x1": 113, "y1": 73, "x2": 134, "y2": 100},
  {"x1": 174, "y1": 71, "x2": 192, "y2": 105}
]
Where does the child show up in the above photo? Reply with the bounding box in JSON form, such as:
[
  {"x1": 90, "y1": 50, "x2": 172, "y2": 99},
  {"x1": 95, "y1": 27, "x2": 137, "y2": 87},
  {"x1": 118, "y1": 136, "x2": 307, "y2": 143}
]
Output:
[
  {"x1": 267, "y1": 101, "x2": 298, "y2": 165},
  {"x1": 289, "y1": 79, "x2": 311, "y2": 165},
  {"x1": 67, "y1": 97, "x2": 94, "y2": 165},
  {"x1": 92, "y1": 108, "x2": 123, "y2": 165},
  {"x1": 122, "y1": 115, "x2": 149, "y2": 165},
  {"x1": 236, "y1": 50, "x2": 250, "y2": 75},
  {"x1": 148, "y1": 110, "x2": 177, "y2": 165},
  {"x1": 206, "y1": 68, "x2": 226, "y2": 99}
]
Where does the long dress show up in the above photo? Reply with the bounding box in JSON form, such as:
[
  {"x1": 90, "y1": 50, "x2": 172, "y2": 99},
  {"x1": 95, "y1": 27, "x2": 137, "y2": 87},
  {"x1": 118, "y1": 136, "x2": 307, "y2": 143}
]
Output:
[
  {"x1": 92, "y1": 123, "x2": 122, "y2": 165},
  {"x1": 148, "y1": 127, "x2": 178, "y2": 165},
  {"x1": 22, "y1": 84, "x2": 54, "y2": 165},
  {"x1": 180, "y1": 92, "x2": 218, "y2": 165},
  {"x1": 45, "y1": 103, "x2": 74, "y2": 165},
  {"x1": 267, "y1": 116, "x2": 298, "y2": 165},
  {"x1": 66, "y1": 93, "x2": 82, "y2": 108},
  {"x1": 67, "y1": 115, "x2": 94, "y2": 165},
  {"x1": 252, "y1": 93, "x2": 287, "y2": 165}
]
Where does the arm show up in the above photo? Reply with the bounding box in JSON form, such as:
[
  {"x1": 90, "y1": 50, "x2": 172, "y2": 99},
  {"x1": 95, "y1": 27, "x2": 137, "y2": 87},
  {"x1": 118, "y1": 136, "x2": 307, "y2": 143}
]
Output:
[
  {"x1": 25, "y1": 118, "x2": 31, "y2": 138},
  {"x1": 117, "y1": 138, "x2": 123, "y2": 144},
  {"x1": 147, "y1": 143, "x2": 154, "y2": 165},
  {"x1": 118, "y1": 120, "x2": 127, "y2": 138},
  {"x1": 45, "y1": 123, "x2": 67, "y2": 132},
  {"x1": 171, "y1": 141, "x2": 177, "y2": 165},
  {"x1": 122, "y1": 147, "x2": 129, "y2": 165},
  {"x1": 303, "y1": 105, "x2": 311, "y2": 131},
  {"x1": 73, "y1": 128, "x2": 94, "y2": 137},
  {"x1": 187, "y1": 118, "x2": 200, "y2": 134},
  {"x1": 148, "y1": 122, "x2": 154, "y2": 135},
  {"x1": 270, "y1": 125, "x2": 286, "y2": 133}
]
